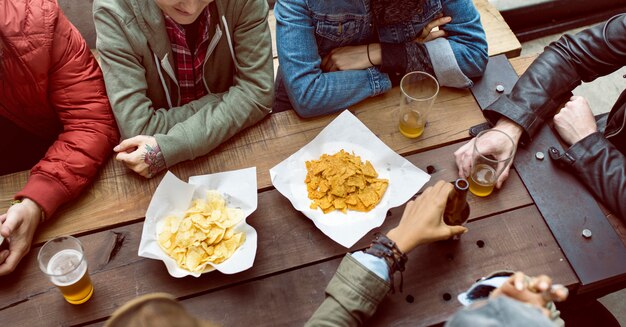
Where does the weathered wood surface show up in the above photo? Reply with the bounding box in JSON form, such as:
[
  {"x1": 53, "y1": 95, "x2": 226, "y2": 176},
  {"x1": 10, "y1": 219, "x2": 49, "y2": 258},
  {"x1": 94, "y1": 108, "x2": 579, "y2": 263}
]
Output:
[
  {"x1": 0, "y1": 141, "x2": 543, "y2": 326},
  {"x1": 473, "y1": 0, "x2": 522, "y2": 58},
  {"x1": 0, "y1": 57, "x2": 534, "y2": 246},
  {"x1": 61, "y1": 206, "x2": 572, "y2": 327},
  {"x1": 0, "y1": 85, "x2": 484, "y2": 244},
  {"x1": 0, "y1": 200, "x2": 562, "y2": 327},
  {"x1": 15, "y1": 0, "x2": 522, "y2": 243},
  {"x1": 176, "y1": 207, "x2": 575, "y2": 327}
]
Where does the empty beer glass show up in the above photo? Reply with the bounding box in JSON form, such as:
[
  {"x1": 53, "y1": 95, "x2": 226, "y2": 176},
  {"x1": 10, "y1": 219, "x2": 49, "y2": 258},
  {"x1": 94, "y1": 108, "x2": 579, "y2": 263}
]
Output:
[
  {"x1": 38, "y1": 236, "x2": 94, "y2": 304},
  {"x1": 398, "y1": 71, "x2": 439, "y2": 138},
  {"x1": 468, "y1": 129, "x2": 516, "y2": 197}
]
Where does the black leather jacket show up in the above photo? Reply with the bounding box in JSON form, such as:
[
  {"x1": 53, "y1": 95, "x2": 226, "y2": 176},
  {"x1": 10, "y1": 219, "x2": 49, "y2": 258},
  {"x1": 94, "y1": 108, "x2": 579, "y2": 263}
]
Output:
[{"x1": 483, "y1": 15, "x2": 626, "y2": 220}]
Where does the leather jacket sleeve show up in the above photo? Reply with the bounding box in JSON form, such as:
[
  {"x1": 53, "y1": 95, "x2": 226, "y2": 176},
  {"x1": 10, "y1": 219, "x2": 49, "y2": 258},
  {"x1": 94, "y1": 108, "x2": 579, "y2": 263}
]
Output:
[
  {"x1": 484, "y1": 14, "x2": 626, "y2": 138},
  {"x1": 484, "y1": 14, "x2": 626, "y2": 221},
  {"x1": 560, "y1": 132, "x2": 626, "y2": 219}
]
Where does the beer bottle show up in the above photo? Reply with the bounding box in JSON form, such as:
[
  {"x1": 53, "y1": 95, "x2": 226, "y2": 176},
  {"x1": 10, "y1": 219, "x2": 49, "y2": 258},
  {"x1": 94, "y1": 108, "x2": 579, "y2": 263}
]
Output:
[{"x1": 443, "y1": 178, "x2": 470, "y2": 227}]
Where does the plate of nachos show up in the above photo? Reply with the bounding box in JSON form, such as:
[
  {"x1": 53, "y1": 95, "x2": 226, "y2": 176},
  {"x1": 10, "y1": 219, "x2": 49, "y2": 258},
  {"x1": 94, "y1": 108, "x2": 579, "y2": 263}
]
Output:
[{"x1": 270, "y1": 110, "x2": 429, "y2": 247}]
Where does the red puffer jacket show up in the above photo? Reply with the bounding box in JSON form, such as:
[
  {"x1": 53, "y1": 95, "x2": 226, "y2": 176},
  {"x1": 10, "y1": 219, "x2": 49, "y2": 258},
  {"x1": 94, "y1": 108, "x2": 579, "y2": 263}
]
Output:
[{"x1": 0, "y1": 0, "x2": 119, "y2": 218}]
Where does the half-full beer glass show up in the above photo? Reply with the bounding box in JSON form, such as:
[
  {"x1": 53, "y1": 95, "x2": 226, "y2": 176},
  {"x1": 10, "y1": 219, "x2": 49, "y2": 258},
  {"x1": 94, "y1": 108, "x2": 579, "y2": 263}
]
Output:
[
  {"x1": 398, "y1": 71, "x2": 439, "y2": 138},
  {"x1": 38, "y1": 236, "x2": 94, "y2": 304},
  {"x1": 469, "y1": 129, "x2": 516, "y2": 197}
]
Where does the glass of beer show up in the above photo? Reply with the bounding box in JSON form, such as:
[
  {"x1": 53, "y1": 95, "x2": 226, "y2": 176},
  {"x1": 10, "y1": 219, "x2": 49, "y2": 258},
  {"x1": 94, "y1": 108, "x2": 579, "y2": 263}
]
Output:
[
  {"x1": 398, "y1": 71, "x2": 439, "y2": 138},
  {"x1": 468, "y1": 129, "x2": 516, "y2": 197},
  {"x1": 37, "y1": 236, "x2": 94, "y2": 304}
]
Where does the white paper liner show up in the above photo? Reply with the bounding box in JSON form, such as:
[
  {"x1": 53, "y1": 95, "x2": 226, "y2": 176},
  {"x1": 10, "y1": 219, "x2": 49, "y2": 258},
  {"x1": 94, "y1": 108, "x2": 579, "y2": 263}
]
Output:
[
  {"x1": 138, "y1": 168, "x2": 258, "y2": 278},
  {"x1": 270, "y1": 111, "x2": 430, "y2": 247}
]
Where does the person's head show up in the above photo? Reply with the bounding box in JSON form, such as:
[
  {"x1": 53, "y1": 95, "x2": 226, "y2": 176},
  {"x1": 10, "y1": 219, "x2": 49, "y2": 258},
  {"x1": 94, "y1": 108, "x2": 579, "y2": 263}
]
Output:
[
  {"x1": 105, "y1": 293, "x2": 217, "y2": 327},
  {"x1": 154, "y1": 0, "x2": 213, "y2": 25}
]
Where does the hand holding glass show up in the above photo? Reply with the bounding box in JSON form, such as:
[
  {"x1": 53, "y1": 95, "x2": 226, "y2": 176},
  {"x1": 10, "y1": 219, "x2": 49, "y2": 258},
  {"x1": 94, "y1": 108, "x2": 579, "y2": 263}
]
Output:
[
  {"x1": 468, "y1": 129, "x2": 516, "y2": 197},
  {"x1": 398, "y1": 71, "x2": 439, "y2": 138},
  {"x1": 38, "y1": 236, "x2": 94, "y2": 304}
]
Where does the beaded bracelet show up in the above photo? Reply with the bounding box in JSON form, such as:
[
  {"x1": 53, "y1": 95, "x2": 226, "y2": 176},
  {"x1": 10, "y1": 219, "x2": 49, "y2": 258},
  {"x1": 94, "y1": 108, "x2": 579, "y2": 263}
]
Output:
[{"x1": 364, "y1": 232, "x2": 408, "y2": 293}]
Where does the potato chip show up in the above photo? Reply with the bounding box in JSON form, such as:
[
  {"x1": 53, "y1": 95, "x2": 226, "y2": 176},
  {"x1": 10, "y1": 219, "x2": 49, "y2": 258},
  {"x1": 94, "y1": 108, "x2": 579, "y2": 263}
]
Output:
[
  {"x1": 305, "y1": 150, "x2": 389, "y2": 213},
  {"x1": 157, "y1": 191, "x2": 246, "y2": 272}
]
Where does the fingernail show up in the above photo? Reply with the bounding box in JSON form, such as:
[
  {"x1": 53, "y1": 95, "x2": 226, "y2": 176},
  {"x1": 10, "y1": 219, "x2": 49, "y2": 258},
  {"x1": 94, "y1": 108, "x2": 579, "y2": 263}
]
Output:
[
  {"x1": 539, "y1": 281, "x2": 549, "y2": 291},
  {"x1": 113, "y1": 146, "x2": 120, "y2": 151},
  {"x1": 515, "y1": 280, "x2": 524, "y2": 291}
]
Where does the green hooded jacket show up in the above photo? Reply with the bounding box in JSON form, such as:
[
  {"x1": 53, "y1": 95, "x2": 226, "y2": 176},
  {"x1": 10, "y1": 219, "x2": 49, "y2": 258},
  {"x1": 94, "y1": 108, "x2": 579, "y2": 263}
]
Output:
[{"x1": 93, "y1": 0, "x2": 273, "y2": 166}]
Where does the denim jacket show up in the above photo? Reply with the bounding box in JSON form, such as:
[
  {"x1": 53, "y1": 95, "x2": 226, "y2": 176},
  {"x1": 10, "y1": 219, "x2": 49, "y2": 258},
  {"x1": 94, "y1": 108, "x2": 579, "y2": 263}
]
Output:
[{"x1": 275, "y1": 0, "x2": 488, "y2": 117}]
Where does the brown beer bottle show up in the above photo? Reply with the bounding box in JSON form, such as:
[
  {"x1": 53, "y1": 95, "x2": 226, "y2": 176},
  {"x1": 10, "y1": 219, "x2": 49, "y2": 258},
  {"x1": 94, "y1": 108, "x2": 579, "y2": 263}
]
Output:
[{"x1": 443, "y1": 178, "x2": 470, "y2": 227}]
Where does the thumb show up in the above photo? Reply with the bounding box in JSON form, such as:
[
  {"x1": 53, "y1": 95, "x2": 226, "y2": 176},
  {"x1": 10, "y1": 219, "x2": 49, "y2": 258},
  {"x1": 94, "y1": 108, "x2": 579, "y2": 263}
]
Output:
[
  {"x1": 448, "y1": 225, "x2": 468, "y2": 236},
  {"x1": 114, "y1": 137, "x2": 141, "y2": 153},
  {"x1": 1, "y1": 212, "x2": 23, "y2": 238}
]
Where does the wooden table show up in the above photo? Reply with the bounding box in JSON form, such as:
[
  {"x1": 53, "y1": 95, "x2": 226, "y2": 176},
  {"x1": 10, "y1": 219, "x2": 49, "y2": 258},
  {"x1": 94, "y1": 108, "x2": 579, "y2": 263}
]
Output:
[{"x1": 1, "y1": 55, "x2": 624, "y2": 326}]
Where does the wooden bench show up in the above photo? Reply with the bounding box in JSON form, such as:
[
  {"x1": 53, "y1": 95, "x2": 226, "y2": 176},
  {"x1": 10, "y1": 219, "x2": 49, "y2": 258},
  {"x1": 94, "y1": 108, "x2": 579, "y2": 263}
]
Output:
[{"x1": 60, "y1": 0, "x2": 522, "y2": 75}]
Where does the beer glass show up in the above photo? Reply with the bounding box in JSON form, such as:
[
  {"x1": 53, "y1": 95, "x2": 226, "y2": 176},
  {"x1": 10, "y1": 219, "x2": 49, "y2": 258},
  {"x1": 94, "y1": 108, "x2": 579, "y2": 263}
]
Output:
[
  {"x1": 468, "y1": 129, "x2": 516, "y2": 197},
  {"x1": 398, "y1": 71, "x2": 439, "y2": 138},
  {"x1": 38, "y1": 236, "x2": 94, "y2": 304}
]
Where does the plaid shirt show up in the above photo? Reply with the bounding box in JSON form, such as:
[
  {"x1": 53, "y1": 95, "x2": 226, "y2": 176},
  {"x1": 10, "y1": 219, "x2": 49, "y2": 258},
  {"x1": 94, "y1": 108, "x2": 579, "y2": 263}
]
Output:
[{"x1": 164, "y1": 8, "x2": 210, "y2": 106}]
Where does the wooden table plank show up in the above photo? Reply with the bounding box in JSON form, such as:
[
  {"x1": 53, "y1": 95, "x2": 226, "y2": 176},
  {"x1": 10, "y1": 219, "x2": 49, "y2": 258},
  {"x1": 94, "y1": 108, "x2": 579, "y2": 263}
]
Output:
[
  {"x1": 1, "y1": 86, "x2": 486, "y2": 244},
  {"x1": 174, "y1": 206, "x2": 575, "y2": 327},
  {"x1": 0, "y1": 141, "x2": 535, "y2": 326},
  {"x1": 474, "y1": 0, "x2": 522, "y2": 58}
]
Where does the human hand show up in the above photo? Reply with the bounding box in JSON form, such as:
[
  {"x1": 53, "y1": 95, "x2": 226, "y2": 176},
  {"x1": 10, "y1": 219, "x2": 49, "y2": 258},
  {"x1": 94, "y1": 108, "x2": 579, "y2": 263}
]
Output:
[
  {"x1": 386, "y1": 181, "x2": 467, "y2": 253},
  {"x1": 114, "y1": 135, "x2": 166, "y2": 178},
  {"x1": 0, "y1": 198, "x2": 42, "y2": 275},
  {"x1": 553, "y1": 96, "x2": 597, "y2": 146},
  {"x1": 490, "y1": 272, "x2": 569, "y2": 318},
  {"x1": 413, "y1": 14, "x2": 451, "y2": 43},
  {"x1": 321, "y1": 43, "x2": 381, "y2": 72},
  {"x1": 454, "y1": 118, "x2": 523, "y2": 189}
]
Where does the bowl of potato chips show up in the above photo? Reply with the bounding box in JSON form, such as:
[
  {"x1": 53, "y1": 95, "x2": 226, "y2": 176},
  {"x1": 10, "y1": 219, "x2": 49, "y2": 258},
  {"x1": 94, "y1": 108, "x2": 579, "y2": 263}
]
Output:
[
  {"x1": 270, "y1": 111, "x2": 430, "y2": 248},
  {"x1": 139, "y1": 168, "x2": 258, "y2": 278}
]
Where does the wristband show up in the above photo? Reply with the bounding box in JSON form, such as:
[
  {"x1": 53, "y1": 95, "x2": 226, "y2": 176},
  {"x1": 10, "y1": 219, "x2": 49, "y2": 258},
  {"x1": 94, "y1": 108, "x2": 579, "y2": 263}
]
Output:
[{"x1": 364, "y1": 232, "x2": 408, "y2": 293}]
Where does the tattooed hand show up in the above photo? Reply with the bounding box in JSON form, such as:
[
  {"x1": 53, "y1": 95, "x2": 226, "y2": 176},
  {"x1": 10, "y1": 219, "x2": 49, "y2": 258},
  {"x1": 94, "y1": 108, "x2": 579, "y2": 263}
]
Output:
[{"x1": 114, "y1": 135, "x2": 166, "y2": 178}]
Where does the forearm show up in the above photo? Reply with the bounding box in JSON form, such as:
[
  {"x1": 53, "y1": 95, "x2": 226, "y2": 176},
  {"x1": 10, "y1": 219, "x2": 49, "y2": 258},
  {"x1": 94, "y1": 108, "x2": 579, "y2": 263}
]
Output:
[
  {"x1": 485, "y1": 16, "x2": 626, "y2": 140},
  {"x1": 155, "y1": 87, "x2": 269, "y2": 166},
  {"x1": 566, "y1": 133, "x2": 626, "y2": 219},
  {"x1": 305, "y1": 254, "x2": 390, "y2": 327},
  {"x1": 34, "y1": 10, "x2": 120, "y2": 217},
  {"x1": 113, "y1": 93, "x2": 223, "y2": 139},
  {"x1": 288, "y1": 68, "x2": 391, "y2": 117},
  {"x1": 275, "y1": 0, "x2": 390, "y2": 116},
  {"x1": 419, "y1": 0, "x2": 487, "y2": 88}
]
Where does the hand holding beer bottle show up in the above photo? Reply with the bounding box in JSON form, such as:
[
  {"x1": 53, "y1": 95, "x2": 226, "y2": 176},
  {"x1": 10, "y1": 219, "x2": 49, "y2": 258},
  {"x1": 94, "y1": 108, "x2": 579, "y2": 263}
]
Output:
[
  {"x1": 387, "y1": 181, "x2": 468, "y2": 253},
  {"x1": 0, "y1": 198, "x2": 42, "y2": 275}
]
